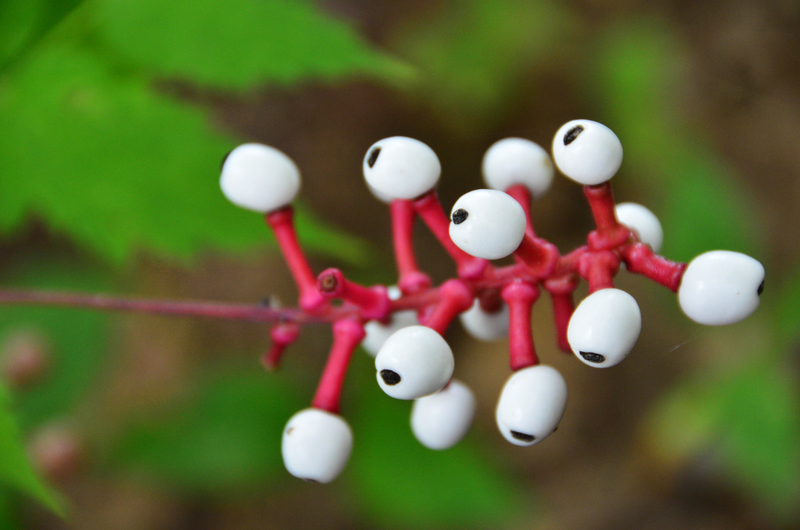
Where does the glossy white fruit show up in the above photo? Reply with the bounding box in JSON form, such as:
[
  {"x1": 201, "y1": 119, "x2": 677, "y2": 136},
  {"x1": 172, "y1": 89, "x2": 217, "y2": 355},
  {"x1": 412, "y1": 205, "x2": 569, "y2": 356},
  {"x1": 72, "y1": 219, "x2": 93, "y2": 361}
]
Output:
[
  {"x1": 375, "y1": 325, "x2": 454, "y2": 400},
  {"x1": 615, "y1": 202, "x2": 663, "y2": 253},
  {"x1": 495, "y1": 365, "x2": 567, "y2": 446},
  {"x1": 567, "y1": 288, "x2": 641, "y2": 368},
  {"x1": 459, "y1": 299, "x2": 509, "y2": 341},
  {"x1": 411, "y1": 379, "x2": 476, "y2": 450},
  {"x1": 482, "y1": 138, "x2": 554, "y2": 198},
  {"x1": 281, "y1": 408, "x2": 352, "y2": 483},
  {"x1": 449, "y1": 189, "x2": 526, "y2": 260},
  {"x1": 362, "y1": 286, "x2": 418, "y2": 357},
  {"x1": 678, "y1": 250, "x2": 765, "y2": 326},
  {"x1": 220, "y1": 143, "x2": 301, "y2": 213},
  {"x1": 551, "y1": 120, "x2": 623, "y2": 185},
  {"x1": 363, "y1": 137, "x2": 441, "y2": 200}
]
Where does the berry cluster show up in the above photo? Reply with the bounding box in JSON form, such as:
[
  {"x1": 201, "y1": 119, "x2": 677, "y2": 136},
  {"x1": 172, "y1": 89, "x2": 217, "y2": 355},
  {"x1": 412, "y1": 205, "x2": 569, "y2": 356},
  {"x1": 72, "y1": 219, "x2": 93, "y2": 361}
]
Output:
[{"x1": 219, "y1": 120, "x2": 765, "y2": 483}]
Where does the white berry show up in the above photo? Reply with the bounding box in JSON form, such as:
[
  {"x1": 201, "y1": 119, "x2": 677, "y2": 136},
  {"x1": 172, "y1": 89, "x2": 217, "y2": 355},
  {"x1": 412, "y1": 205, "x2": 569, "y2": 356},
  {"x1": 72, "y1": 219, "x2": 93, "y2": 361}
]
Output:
[
  {"x1": 678, "y1": 250, "x2": 764, "y2": 326},
  {"x1": 220, "y1": 143, "x2": 301, "y2": 213},
  {"x1": 482, "y1": 138, "x2": 554, "y2": 198},
  {"x1": 495, "y1": 365, "x2": 567, "y2": 446},
  {"x1": 281, "y1": 408, "x2": 352, "y2": 483},
  {"x1": 615, "y1": 202, "x2": 663, "y2": 253},
  {"x1": 459, "y1": 299, "x2": 509, "y2": 341},
  {"x1": 362, "y1": 286, "x2": 418, "y2": 357},
  {"x1": 375, "y1": 325, "x2": 454, "y2": 400},
  {"x1": 363, "y1": 137, "x2": 441, "y2": 200},
  {"x1": 567, "y1": 288, "x2": 641, "y2": 368},
  {"x1": 449, "y1": 189, "x2": 526, "y2": 260},
  {"x1": 551, "y1": 120, "x2": 623, "y2": 185},
  {"x1": 411, "y1": 379, "x2": 476, "y2": 450}
]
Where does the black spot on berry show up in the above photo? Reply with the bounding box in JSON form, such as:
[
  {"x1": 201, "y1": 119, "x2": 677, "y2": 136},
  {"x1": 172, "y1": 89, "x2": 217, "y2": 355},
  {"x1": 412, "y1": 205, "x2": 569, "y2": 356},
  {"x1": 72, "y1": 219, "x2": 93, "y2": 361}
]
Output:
[
  {"x1": 580, "y1": 351, "x2": 605, "y2": 363},
  {"x1": 303, "y1": 478, "x2": 319, "y2": 484},
  {"x1": 452, "y1": 209, "x2": 468, "y2": 225},
  {"x1": 758, "y1": 280, "x2": 764, "y2": 296},
  {"x1": 286, "y1": 427, "x2": 294, "y2": 435},
  {"x1": 380, "y1": 369, "x2": 401, "y2": 385},
  {"x1": 563, "y1": 125, "x2": 584, "y2": 145},
  {"x1": 367, "y1": 147, "x2": 381, "y2": 168},
  {"x1": 221, "y1": 149, "x2": 233, "y2": 170},
  {"x1": 510, "y1": 431, "x2": 535, "y2": 443}
]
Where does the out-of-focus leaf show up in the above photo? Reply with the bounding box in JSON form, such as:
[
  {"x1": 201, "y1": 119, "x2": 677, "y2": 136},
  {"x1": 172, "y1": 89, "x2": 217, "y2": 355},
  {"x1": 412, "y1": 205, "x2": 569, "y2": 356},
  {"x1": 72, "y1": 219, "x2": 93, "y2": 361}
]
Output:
[
  {"x1": 590, "y1": 19, "x2": 760, "y2": 262},
  {"x1": 94, "y1": 0, "x2": 414, "y2": 90},
  {"x1": 0, "y1": 384, "x2": 64, "y2": 516},
  {"x1": 107, "y1": 369, "x2": 304, "y2": 494},
  {"x1": 392, "y1": 0, "x2": 575, "y2": 132},
  {"x1": 0, "y1": 0, "x2": 81, "y2": 69},
  {"x1": 773, "y1": 267, "x2": 800, "y2": 348},
  {"x1": 0, "y1": 492, "x2": 21, "y2": 530},
  {"x1": 646, "y1": 361, "x2": 800, "y2": 519},
  {"x1": 0, "y1": 252, "x2": 112, "y2": 429},
  {"x1": 347, "y1": 359, "x2": 525, "y2": 529},
  {"x1": 719, "y1": 364, "x2": 800, "y2": 518},
  {"x1": 0, "y1": 44, "x2": 372, "y2": 265}
]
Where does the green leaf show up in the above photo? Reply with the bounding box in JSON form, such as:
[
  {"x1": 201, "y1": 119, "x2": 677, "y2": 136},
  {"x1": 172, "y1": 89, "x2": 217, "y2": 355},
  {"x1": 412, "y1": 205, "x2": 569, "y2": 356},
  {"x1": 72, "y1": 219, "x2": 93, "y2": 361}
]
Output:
[
  {"x1": 107, "y1": 369, "x2": 304, "y2": 494},
  {"x1": 0, "y1": 251, "x2": 112, "y2": 429},
  {"x1": 0, "y1": 384, "x2": 64, "y2": 516},
  {"x1": 0, "y1": 0, "x2": 81, "y2": 70},
  {"x1": 0, "y1": 43, "x2": 372, "y2": 265},
  {"x1": 589, "y1": 19, "x2": 760, "y2": 262},
  {"x1": 93, "y1": 0, "x2": 414, "y2": 90},
  {"x1": 392, "y1": 0, "x2": 575, "y2": 132},
  {"x1": 347, "y1": 361, "x2": 525, "y2": 529}
]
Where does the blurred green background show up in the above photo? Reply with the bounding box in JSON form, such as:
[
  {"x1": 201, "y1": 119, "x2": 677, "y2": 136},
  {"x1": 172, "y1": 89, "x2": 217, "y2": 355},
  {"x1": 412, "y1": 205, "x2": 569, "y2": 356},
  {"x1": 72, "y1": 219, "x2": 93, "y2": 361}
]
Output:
[{"x1": 1, "y1": 0, "x2": 799, "y2": 529}]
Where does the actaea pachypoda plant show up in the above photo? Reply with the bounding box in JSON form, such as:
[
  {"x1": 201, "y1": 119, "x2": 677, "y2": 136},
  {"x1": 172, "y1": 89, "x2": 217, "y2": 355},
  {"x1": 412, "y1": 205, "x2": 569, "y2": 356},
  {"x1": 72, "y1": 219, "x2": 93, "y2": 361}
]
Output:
[{"x1": 0, "y1": 119, "x2": 765, "y2": 484}]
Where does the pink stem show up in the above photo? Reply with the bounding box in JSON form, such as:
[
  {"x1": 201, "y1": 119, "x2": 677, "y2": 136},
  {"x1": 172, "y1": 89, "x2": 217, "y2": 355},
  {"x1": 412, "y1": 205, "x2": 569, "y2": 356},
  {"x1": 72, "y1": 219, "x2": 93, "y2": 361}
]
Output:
[
  {"x1": 424, "y1": 279, "x2": 474, "y2": 335},
  {"x1": 390, "y1": 200, "x2": 432, "y2": 294},
  {"x1": 501, "y1": 281, "x2": 539, "y2": 371},
  {"x1": 317, "y1": 268, "x2": 391, "y2": 321},
  {"x1": 583, "y1": 183, "x2": 631, "y2": 250},
  {"x1": 514, "y1": 235, "x2": 559, "y2": 278},
  {"x1": 0, "y1": 289, "x2": 320, "y2": 322},
  {"x1": 311, "y1": 318, "x2": 365, "y2": 414},
  {"x1": 579, "y1": 250, "x2": 620, "y2": 293},
  {"x1": 620, "y1": 243, "x2": 687, "y2": 292},
  {"x1": 412, "y1": 192, "x2": 488, "y2": 280},
  {"x1": 265, "y1": 208, "x2": 327, "y2": 313},
  {"x1": 505, "y1": 184, "x2": 535, "y2": 238},
  {"x1": 262, "y1": 323, "x2": 300, "y2": 370}
]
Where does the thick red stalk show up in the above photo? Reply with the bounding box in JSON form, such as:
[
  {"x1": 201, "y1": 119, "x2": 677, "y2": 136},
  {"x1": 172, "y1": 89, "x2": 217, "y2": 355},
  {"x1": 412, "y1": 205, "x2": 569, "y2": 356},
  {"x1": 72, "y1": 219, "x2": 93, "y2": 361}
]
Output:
[
  {"x1": 513, "y1": 235, "x2": 559, "y2": 278},
  {"x1": 317, "y1": 268, "x2": 391, "y2": 321},
  {"x1": 549, "y1": 292, "x2": 575, "y2": 353},
  {"x1": 620, "y1": 243, "x2": 687, "y2": 292},
  {"x1": 390, "y1": 199, "x2": 432, "y2": 294},
  {"x1": 579, "y1": 250, "x2": 620, "y2": 293},
  {"x1": 265, "y1": 208, "x2": 327, "y2": 313},
  {"x1": 583, "y1": 183, "x2": 631, "y2": 250},
  {"x1": 424, "y1": 279, "x2": 474, "y2": 335},
  {"x1": 262, "y1": 323, "x2": 300, "y2": 370},
  {"x1": 504, "y1": 184, "x2": 535, "y2": 238},
  {"x1": 311, "y1": 318, "x2": 365, "y2": 414},
  {"x1": 543, "y1": 274, "x2": 579, "y2": 353},
  {"x1": 501, "y1": 281, "x2": 540, "y2": 370},
  {"x1": 411, "y1": 191, "x2": 488, "y2": 280}
]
